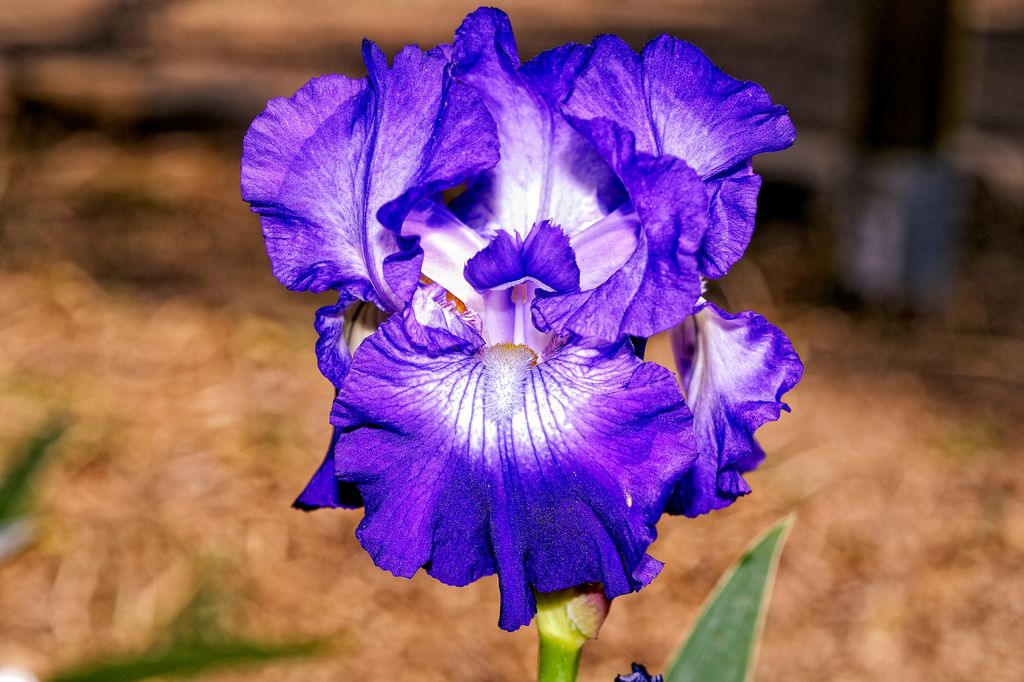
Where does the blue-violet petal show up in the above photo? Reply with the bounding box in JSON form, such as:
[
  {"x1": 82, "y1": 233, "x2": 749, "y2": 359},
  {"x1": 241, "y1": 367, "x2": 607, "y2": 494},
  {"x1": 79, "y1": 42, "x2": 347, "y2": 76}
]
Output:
[
  {"x1": 330, "y1": 292, "x2": 696, "y2": 630},
  {"x1": 242, "y1": 41, "x2": 498, "y2": 310},
  {"x1": 667, "y1": 302, "x2": 802, "y2": 517},
  {"x1": 565, "y1": 34, "x2": 795, "y2": 278}
]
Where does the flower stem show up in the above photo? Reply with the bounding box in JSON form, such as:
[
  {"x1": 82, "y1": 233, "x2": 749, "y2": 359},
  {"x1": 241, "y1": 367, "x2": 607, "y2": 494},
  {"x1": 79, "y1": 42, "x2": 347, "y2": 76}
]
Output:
[{"x1": 537, "y1": 630, "x2": 583, "y2": 682}]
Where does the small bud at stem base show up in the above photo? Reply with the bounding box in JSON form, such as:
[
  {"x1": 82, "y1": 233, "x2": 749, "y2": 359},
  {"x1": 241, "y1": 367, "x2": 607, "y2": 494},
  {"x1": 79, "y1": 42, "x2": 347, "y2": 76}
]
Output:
[{"x1": 534, "y1": 585, "x2": 611, "y2": 682}]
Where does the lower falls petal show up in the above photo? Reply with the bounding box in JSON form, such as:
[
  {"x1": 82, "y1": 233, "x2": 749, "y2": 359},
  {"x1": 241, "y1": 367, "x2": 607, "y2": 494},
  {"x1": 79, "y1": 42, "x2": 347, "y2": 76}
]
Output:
[{"x1": 328, "y1": 296, "x2": 696, "y2": 630}]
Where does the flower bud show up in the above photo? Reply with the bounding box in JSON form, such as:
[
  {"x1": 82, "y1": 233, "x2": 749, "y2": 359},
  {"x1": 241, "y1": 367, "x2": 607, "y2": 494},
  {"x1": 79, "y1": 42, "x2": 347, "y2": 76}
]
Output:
[
  {"x1": 535, "y1": 583, "x2": 611, "y2": 646},
  {"x1": 565, "y1": 584, "x2": 611, "y2": 640}
]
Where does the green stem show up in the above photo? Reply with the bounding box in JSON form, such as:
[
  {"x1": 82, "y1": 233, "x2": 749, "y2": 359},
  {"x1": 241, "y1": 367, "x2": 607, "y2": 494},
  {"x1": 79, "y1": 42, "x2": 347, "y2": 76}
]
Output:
[
  {"x1": 534, "y1": 589, "x2": 588, "y2": 682},
  {"x1": 537, "y1": 632, "x2": 582, "y2": 682}
]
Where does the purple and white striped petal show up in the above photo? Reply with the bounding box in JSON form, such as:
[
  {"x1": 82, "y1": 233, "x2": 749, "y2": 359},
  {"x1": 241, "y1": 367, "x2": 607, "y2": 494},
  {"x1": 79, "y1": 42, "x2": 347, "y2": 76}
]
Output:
[
  {"x1": 242, "y1": 41, "x2": 498, "y2": 311},
  {"x1": 565, "y1": 35, "x2": 795, "y2": 278},
  {"x1": 450, "y1": 8, "x2": 623, "y2": 237},
  {"x1": 667, "y1": 302, "x2": 802, "y2": 517},
  {"x1": 533, "y1": 118, "x2": 708, "y2": 340},
  {"x1": 330, "y1": 290, "x2": 696, "y2": 630},
  {"x1": 402, "y1": 200, "x2": 488, "y2": 311}
]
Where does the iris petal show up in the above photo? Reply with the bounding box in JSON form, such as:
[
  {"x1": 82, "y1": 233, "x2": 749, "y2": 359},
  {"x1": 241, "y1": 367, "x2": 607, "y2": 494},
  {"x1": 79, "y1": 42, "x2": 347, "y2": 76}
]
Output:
[
  {"x1": 570, "y1": 206, "x2": 640, "y2": 290},
  {"x1": 642, "y1": 36, "x2": 796, "y2": 175},
  {"x1": 402, "y1": 200, "x2": 487, "y2": 311},
  {"x1": 565, "y1": 34, "x2": 795, "y2": 278},
  {"x1": 294, "y1": 430, "x2": 363, "y2": 511},
  {"x1": 450, "y1": 8, "x2": 623, "y2": 237},
  {"x1": 464, "y1": 221, "x2": 580, "y2": 293},
  {"x1": 520, "y1": 220, "x2": 581, "y2": 292},
  {"x1": 702, "y1": 162, "x2": 763, "y2": 278},
  {"x1": 297, "y1": 298, "x2": 391, "y2": 509},
  {"x1": 242, "y1": 41, "x2": 498, "y2": 310},
  {"x1": 667, "y1": 302, "x2": 802, "y2": 517},
  {"x1": 533, "y1": 119, "x2": 708, "y2": 340},
  {"x1": 330, "y1": 291, "x2": 696, "y2": 630}
]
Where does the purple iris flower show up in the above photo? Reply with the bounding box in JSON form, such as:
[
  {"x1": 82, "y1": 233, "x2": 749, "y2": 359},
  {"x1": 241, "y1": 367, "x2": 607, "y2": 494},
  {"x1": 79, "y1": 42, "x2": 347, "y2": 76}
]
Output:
[
  {"x1": 615, "y1": 663, "x2": 663, "y2": 682},
  {"x1": 241, "y1": 7, "x2": 800, "y2": 630}
]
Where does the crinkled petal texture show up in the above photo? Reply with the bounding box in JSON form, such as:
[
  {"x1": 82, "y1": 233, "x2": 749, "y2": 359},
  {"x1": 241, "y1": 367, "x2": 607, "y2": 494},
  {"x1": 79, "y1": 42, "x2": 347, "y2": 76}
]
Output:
[
  {"x1": 331, "y1": 291, "x2": 696, "y2": 630},
  {"x1": 533, "y1": 119, "x2": 708, "y2": 340},
  {"x1": 244, "y1": 39, "x2": 498, "y2": 510},
  {"x1": 668, "y1": 302, "x2": 802, "y2": 517},
  {"x1": 242, "y1": 40, "x2": 498, "y2": 311},
  {"x1": 311, "y1": 294, "x2": 356, "y2": 389},
  {"x1": 464, "y1": 220, "x2": 580, "y2": 293},
  {"x1": 450, "y1": 8, "x2": 623, "y2": 236},
  {"x1": 450, "y1": 8, "x2": 709, "y2": 341},
  {"x1": 565, "y1": 35, "x2": 796, "y2": 278}
]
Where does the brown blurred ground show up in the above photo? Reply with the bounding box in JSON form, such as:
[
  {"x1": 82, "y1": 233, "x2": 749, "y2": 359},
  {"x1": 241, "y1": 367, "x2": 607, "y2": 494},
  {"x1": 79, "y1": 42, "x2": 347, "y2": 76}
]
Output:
[{"x1": 1, "y1": 1, "x2": 1023, "y2": 681}]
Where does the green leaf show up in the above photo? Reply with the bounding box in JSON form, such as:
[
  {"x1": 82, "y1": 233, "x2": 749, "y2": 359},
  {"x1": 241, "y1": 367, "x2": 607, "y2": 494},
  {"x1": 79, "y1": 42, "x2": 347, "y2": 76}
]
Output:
[
  {"x1": 0, "y1": 418, "x2": 67, "y2": 561},
  {"x1": 664, "y1": 515, "x2": 794, "y2": 682},
  {"x1": 47, "y1": 639, "x2": 326, "y2": 682},
  {"x1": 0, "y1": 418, "x2": 67, "y2": 522}
]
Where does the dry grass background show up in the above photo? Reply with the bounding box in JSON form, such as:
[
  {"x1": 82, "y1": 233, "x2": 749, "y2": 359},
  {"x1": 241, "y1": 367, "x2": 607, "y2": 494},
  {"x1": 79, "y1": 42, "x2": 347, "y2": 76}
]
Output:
[{"x1": 1, "y1": 1, "x2": 1023, "y2": 680}]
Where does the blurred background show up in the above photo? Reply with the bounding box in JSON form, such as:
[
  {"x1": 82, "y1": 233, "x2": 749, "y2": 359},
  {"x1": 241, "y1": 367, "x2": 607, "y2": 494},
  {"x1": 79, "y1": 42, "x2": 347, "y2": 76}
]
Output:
[{"x1": 0, "y1": 0, "x2": 1022, "y2": 680}]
